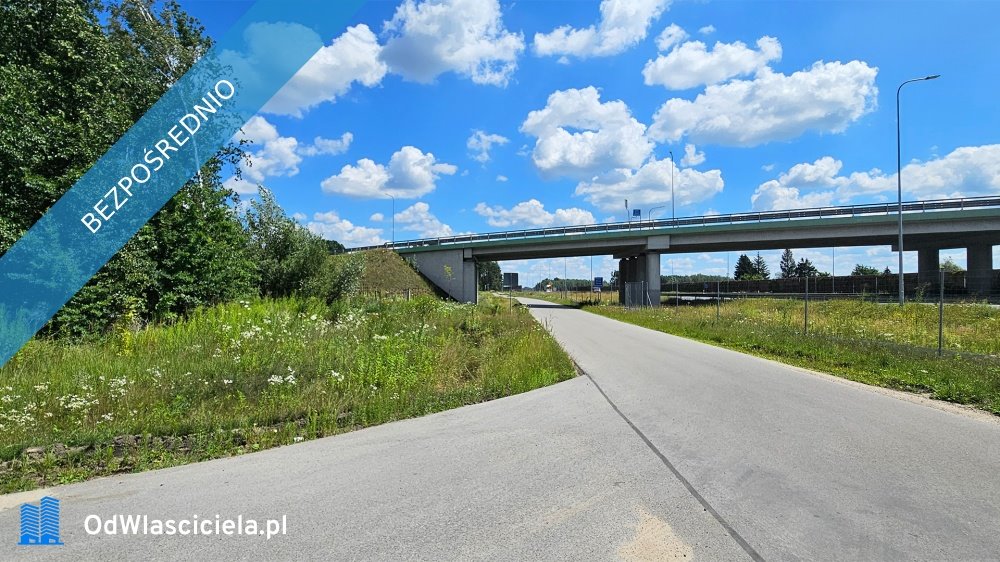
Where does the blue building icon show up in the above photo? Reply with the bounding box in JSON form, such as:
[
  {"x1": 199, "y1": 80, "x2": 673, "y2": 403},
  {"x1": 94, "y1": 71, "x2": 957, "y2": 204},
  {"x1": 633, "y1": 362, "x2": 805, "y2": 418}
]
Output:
[{"x1": 18, "y1": 496, "x2": 62, "y2": 546}]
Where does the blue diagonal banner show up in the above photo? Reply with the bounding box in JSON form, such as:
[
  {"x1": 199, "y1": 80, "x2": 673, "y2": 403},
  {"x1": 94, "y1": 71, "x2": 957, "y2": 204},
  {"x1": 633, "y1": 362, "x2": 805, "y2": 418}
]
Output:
[{"x1": 0, "y1": 0, "x2": 366, "y2": 367}]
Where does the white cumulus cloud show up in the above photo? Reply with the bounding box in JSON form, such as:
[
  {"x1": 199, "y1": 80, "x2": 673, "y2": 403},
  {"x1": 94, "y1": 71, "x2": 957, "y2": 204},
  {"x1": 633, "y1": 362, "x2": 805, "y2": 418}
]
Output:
[
  {"x1": 533, "y1": 0, "x2": 670, "y2": 58},
  {"x1": 750, "y1": 184, "x2": 837, "y2": 211},
  {"x1": 380, "y1": 0, "x2": 525, "y2": 87},
  {"x1": 307, "y1": 211, "x2": 385, "y2": 247},
  {"x1": 574, "y1": 158, "x2": 724, "y2": 212},
  {"x1": 224, "y1": 117, "x2": 356, "y2": 194},
  {"x1": 299, "y1": 132, "x2": 353, "y2": 156},
  {"x1": 263, "y1": 25, "x2": 387, "y2": 117},
  {"x1": 474, "y1": 199, "x2": 596, "y2": 228},
  {"x1": 750, "y1": 145, "x2": 1000, "y2": 210},
  {"x1": 520, "y1": 86, "x2": 653, "y2": 179},
  {"x1": 698, "y1": 25, "x2": 715, "y2": 35},
  {"x1": 649, "y1": 60, "x2": 879, "y2": 146},
  {"x1": 224, "y1": 116, "x2": 306, "y2": 194},
  {"x1": 643, "y1": 36, "x2": 782, "y2": 90},
  {"x1": 655, "y1": 23, "x2": 688, "y2": 51},
  {"x1": 680, "y1": 143, "x2": 705, "y2": 166},
  {"x1": 395, "y1": 202, "x2": 454, "y2": 237},
  {"x1": 321, "y1": 146, "x2": 457, "y2": 198},
  {"x1": 467, "y1": 130, "x2": 509, "y2": 162}
]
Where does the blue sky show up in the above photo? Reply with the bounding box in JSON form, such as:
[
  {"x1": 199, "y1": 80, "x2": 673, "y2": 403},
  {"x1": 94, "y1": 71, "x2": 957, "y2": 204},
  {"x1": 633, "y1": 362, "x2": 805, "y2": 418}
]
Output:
[{"x1": 184, "y1": 0, "x2": 999, "y2": 285}]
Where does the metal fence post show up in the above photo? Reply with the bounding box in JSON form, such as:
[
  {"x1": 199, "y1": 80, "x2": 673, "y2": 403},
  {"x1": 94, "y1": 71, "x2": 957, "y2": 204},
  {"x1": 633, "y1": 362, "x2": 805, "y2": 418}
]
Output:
[
  {"x1": 716, "y1": 280, "x2": 721, "y2": 320},
  {"x1": 804, "y1": 276, "x2": 809, "y2": 334},
  {"x1": 938, "y1": 269, "x2": 944, "y2": 356}
]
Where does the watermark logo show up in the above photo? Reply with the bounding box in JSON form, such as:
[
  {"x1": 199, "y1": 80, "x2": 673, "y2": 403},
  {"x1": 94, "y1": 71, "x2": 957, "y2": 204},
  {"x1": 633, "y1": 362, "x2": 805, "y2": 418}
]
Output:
[{"x1": 18, "y1": 496, "x2": 63, "y2": 546}]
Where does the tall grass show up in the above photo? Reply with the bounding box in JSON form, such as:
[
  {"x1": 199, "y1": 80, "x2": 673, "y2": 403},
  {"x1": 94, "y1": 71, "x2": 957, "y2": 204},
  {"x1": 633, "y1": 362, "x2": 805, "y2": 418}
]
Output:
[{"x1": 0, "y1": 295, "x2": 574, "y2": 493}]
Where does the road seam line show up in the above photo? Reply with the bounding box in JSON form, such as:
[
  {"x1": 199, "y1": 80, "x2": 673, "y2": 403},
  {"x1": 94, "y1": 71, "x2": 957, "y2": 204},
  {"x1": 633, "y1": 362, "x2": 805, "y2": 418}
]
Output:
[{"x1": 577, "y1": 363, "x2": 764, "y2": 562}]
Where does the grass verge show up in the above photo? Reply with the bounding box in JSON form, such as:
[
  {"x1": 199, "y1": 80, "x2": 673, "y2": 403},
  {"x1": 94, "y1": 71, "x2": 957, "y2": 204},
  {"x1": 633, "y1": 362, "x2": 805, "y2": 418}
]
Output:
[
  {"x1": 524, "y1": 293, "x2": 1000, "y2": 415},
  {"x1": 0, "y1": 294, "x2": 574, "y2": 493}
]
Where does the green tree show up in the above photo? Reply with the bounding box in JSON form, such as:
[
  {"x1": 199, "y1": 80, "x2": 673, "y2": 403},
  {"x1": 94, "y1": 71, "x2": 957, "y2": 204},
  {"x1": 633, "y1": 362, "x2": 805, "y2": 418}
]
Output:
[
  {"x1": 479, "y1": 261, "x2": 502, "y2": 290},
  {"x1": 794, "y1": 258, "x2": 819, "y2": 277},
  {"x1": 752, "y1": 252, "x2": 771, "y2": 280},
  {"x1": 659, "y1": 274, "x2": 727, "y2": 284},
  {"x1": 733, "y1": 254, "x2": 756, "y2": 280},
  {"x1": 304, "y1": 253, "x2": 364, "y2": 304},
  {"x1": 147, "y1": 168, "x2": 254, "y2": 320},
  {"x1": 882, "y1": 266, "x2": 892, "y2": 276},
  {"x1": 244, "y1": 188, "x2": 328, "y2": 298},
  {"x1": 0, "y1": 0, "x2": 135, "y2": 251},
  {"x1": 851, "y1": 264, "x2": 881, "y2": 276},
  {"x1": 779, "y1": 249, "x2": 796, "y2": 278},
  {"x1": 941, "y1": 257, "x2": 965, "y2": 273},
  {"x1": 3, "y1": 0, "x2": 263, "y2": 335},
  {"x1": 325, "y1": 239, "x2": 346, "y2": 254}
]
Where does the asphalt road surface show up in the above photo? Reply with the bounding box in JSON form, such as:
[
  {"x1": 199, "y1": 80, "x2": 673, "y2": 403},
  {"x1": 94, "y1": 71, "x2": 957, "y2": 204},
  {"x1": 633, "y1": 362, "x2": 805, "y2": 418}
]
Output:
[{"x1": 2, "y1": 297, "x2": 999, "y2": 560}]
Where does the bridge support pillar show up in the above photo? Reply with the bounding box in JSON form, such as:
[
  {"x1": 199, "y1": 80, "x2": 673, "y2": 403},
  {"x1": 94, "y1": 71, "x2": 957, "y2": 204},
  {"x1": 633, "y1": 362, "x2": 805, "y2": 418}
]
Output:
[
  {"x1": 628, "y1": 256, "x2": 642, "y2": 304},
  {"x1": 617, "y1": 254, "x2": 660, "y2": 306},
  {"x1": 645, "y1": 252, "x2": 661, "y2": 306},
  {"x1": 917, "y1": 249, "x2": 939, "y2": 287},
  {"x1": 617, "y1": 258, "x2": 627, "y2": 304},
  {"x1": 966, "y1": 244, "x2": 994, "y2": 298}
]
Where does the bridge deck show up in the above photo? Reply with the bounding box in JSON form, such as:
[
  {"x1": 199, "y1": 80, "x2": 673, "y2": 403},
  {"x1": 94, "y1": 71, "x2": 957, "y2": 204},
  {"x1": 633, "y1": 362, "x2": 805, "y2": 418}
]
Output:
[{"x1": 348, "y1": 196, "x2": 1000, "y2": 256}]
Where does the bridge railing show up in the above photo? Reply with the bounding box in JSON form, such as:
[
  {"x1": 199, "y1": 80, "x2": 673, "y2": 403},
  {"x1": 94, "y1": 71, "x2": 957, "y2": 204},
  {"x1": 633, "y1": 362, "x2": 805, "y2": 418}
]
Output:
[{"x1": 346, "y1": 195, "x2": 1000, "y2": 252}]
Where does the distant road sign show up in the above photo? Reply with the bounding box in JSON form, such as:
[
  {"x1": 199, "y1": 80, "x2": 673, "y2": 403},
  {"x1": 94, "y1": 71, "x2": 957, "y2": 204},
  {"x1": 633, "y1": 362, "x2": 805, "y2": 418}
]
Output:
[
  {"x1": 632, "y1": 209, "x2": 641, "y2": 217},
  {"x1": 502, "y1": 272, "x2": 519, "y2": 289},
  {"x1": 593, "y1": 276, "x2": 603, "y2": 292}
]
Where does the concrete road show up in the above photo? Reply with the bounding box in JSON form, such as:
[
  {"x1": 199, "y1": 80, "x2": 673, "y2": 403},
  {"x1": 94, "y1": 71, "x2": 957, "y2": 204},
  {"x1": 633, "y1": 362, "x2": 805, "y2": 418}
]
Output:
[
  {"x1": 3, "y1": 298, "x2": 999, "y2": 560},
  {"x1": 520, "y1": 298, "x2": 1000, "y2": 560}
]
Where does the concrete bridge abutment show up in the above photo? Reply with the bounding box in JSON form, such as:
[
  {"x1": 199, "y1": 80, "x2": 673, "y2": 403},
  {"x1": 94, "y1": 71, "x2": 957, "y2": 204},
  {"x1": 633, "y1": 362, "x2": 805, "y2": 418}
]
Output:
[{"x1": 408, "y1": 249, "x2": 478, "y2": 303}]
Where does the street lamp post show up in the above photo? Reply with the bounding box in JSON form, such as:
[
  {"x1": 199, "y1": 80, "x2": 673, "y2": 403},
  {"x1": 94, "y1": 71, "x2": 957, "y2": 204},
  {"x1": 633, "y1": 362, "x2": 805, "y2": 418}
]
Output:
[
  {"x1": 668, "y1": 150, "x2": 675, "y2": 221},
  {"x1": 896, "y1": 74, "x2": 940, "y2": 305},
  {"x1": 387, "y1": 194, "x2": 396, "y2": 246},
  {"x1": 648, "y1": 205, "x2": 666, "y2": 224}
]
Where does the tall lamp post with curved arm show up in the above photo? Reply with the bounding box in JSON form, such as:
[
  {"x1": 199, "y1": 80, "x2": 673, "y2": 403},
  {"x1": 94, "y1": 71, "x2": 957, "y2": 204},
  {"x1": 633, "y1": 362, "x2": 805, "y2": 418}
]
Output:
[
  {"x1": 386, "y1": 194, "x2": 396, "y2": 246},
  {"x1": 896, "y1": 74, "x2": 940, "y2": 305},
  {"x1": 648, "y1": 205, "x2": 666, "y2": 225},
  {"x1": 668, "y1": 150, "x2": 675, "y2": 221}
]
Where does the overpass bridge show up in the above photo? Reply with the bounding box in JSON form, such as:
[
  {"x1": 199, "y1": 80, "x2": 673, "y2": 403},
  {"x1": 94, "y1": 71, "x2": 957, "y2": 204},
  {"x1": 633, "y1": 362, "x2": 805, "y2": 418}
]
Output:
[{"x1": 350, "y1": 196, "x2": 1000, "y2": 304}]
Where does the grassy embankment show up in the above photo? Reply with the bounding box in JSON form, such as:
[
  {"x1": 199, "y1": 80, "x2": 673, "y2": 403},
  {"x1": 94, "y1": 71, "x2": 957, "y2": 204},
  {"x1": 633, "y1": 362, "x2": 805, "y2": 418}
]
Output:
[
  {"x1": 0, "y1": 253, "x2": 575, "y2": 493},
  {"x1": 524, "y1": 291, "x2": 1000, "y2": 414}
]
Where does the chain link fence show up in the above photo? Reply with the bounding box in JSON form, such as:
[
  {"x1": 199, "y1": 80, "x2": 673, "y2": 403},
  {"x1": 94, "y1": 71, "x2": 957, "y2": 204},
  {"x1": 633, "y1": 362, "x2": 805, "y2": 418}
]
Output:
[{"x1": 623, "y1": 281, "x2": 653, "y2": 308}]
